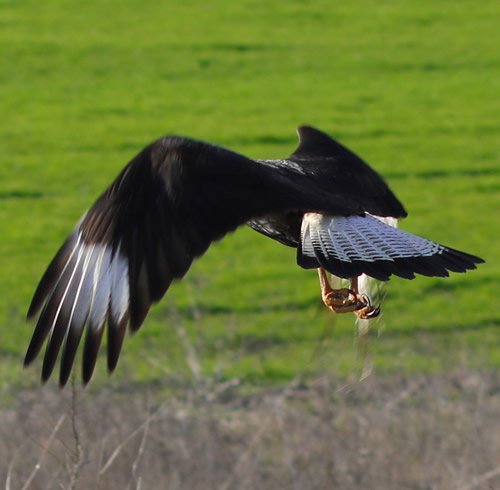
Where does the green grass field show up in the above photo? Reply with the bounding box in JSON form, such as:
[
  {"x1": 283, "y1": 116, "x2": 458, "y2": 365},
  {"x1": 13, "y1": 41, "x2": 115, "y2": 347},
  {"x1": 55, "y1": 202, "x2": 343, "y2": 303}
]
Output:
[{"x1": 1, "y1": 0, "x2": 499, "y2": 392}]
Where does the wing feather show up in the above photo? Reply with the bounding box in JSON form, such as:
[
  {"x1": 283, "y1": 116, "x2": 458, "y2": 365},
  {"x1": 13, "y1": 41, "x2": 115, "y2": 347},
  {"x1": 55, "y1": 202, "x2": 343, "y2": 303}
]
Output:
[
  {"x1": 26, "y1": 133, "x2": 352, "y2": 384},
  {"x1": 58, "y1": 243, "x2": 99, "y2": 385}
]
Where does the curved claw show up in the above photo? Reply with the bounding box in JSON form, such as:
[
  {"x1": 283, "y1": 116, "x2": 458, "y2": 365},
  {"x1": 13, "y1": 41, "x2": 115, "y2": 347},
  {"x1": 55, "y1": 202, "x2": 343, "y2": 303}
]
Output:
[
  {"x1": 360, "y1": 294, "x2": 372, "y2": 307},
  {"x1": 355, "y1": 304, "x2": 381, "y2": 320}
]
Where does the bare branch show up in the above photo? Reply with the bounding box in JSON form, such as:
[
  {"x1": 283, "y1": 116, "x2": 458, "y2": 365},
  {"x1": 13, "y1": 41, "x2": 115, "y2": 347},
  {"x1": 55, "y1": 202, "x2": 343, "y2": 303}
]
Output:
[
  {"x1": 127, "y1": 394, "x2": 151, "y2": 490},
  {"x1": 68, "y1": 375, "x2": 84, "y2": 490},
  {"x1": 100, "y1": 399, "x2": 168, "y2": 476},
  {"x1": 21, "y1": 413, "x2": 66, "y2": 490},
  {"x1": 458, "y1": 466, "x2": 500, "y2": 490}
]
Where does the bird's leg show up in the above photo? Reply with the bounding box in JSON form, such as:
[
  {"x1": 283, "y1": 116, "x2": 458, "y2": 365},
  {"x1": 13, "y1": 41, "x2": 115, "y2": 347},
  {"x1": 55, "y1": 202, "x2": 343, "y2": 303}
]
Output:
[
  {"x1": 318, "y1": 268, "x2": 358, "y2": 313},
  {"x1": 318, "y1": 269, "x2": 380, "y2": 319},
  {"x1": 351, "y1": 276, "x2": 381, "y2": 320}
]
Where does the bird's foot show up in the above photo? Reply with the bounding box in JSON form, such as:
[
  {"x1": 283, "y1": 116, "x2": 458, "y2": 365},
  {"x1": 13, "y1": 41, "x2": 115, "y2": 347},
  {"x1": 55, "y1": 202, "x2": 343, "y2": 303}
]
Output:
[
  {"x1": 353, "y1": 294, "x2": 381, "y2": 320},
  {"x1": 322, "y1": 289, "x2": 380, "y2": 319},
  {"x1": 318, "y1": 269, "x2": 380, "y2": 320},
  {"x1": 321, "y1": 287, "x2": 358, "y2": 313}
]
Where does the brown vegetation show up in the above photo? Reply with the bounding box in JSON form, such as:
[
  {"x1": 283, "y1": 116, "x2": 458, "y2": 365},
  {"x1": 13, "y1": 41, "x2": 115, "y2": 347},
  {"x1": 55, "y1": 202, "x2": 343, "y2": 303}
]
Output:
[{"x1": 2, "y1": 370, "x2": 500, "y2": 490}]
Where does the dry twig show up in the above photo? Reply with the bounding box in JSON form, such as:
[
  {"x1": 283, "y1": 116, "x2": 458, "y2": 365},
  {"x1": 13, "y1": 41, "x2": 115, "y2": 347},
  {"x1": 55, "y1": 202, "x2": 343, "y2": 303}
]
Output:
[{"x1": 20, "y1": 413, "x2": 66, "y2": 490}]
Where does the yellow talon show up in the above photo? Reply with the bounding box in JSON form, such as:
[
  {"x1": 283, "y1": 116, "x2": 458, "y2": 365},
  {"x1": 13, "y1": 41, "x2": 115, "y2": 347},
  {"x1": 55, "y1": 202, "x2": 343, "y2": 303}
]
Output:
[{"x1": 318, "y1": 269, "x2": 380, "y2": 319}]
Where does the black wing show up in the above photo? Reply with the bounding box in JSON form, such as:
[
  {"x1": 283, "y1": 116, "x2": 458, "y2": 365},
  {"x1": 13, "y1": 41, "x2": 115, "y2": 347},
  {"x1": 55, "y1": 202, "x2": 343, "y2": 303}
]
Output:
[
  {"x1": 25, "y1": 134, "x2": 357, "y2": 385},
  {"x1": 247, "y1": 126, "x2": 407, "y2": 245},
  {"x1": 289, "y1": 126, "x2": 407, "y2": 218}
]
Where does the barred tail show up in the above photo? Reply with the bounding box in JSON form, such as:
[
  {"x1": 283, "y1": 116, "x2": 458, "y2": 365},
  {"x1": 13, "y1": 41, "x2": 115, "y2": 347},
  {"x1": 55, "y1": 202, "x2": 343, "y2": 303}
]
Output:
[{"x1": 298, "y1": 213, "x2": 483, "y2": 281}]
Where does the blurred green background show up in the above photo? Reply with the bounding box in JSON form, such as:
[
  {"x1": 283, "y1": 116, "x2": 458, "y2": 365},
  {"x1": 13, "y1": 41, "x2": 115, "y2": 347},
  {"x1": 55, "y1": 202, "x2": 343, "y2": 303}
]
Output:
[{"x1": 1, "y1": 0, "x2": 498, "y2": 392}]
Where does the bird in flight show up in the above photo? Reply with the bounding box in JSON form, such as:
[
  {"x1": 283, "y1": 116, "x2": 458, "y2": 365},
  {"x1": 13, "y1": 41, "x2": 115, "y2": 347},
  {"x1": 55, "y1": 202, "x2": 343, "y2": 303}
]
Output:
[{"x1": 25, "y1": 126, "x2": 483, "y2": 385}]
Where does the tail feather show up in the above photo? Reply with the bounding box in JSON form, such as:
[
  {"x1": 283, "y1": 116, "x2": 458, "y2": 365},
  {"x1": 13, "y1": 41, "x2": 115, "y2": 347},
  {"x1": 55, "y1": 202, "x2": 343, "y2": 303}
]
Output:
[{"x1": 298, "y1": 212, "x2": 483, "y2": 280}]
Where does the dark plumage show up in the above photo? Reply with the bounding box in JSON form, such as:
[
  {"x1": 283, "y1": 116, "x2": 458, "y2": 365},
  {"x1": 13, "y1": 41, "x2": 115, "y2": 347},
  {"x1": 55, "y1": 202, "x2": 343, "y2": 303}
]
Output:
[{"x1": 25, "y1": 126, "x2": 483, "y2": 385}]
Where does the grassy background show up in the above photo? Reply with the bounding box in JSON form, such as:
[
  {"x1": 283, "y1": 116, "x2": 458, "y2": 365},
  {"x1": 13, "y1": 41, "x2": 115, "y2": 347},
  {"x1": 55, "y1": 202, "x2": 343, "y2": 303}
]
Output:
[{"x1": 1, "y1": 0, "x2": 499, "y2": 393}]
